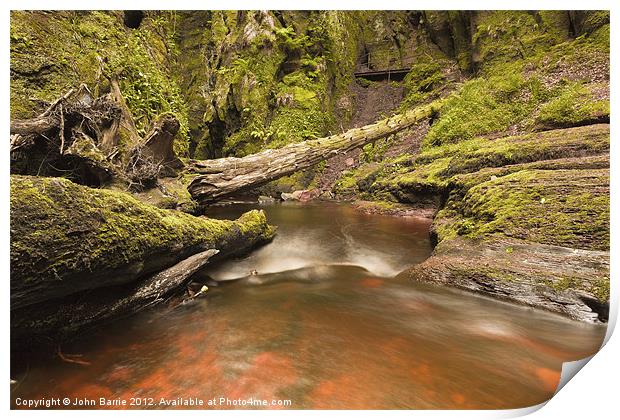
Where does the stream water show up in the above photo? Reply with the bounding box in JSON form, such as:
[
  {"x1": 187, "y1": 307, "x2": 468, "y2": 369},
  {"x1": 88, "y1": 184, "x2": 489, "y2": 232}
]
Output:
[{"x1": 11, "y1": 202, "x2": 606, "y2": 409}]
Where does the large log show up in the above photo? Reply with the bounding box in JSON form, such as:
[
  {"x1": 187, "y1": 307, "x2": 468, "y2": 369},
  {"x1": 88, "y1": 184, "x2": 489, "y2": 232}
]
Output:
[
  {"x1": 10, "y1": 175, "x2": 275, "y2": 311},
  {"x1": 11, "y1": 249, "x2": 220, "y2": 345},
  {"x1": 188, "y1": 102, "x2": 442, "y2": 203}
]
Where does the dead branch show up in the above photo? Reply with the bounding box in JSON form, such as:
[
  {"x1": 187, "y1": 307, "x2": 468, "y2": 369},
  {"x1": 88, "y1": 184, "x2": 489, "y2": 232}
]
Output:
[
  {"x1": 57, "y1": 346, "x2": 91, "y2": 366},
  {"x1": 59, "y1": 103, "x2": 65, "y2": 154}
]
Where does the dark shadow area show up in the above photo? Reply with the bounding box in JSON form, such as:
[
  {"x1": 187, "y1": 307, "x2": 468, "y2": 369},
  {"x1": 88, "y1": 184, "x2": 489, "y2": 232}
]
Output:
[{"x1": 123, "y1": 11, "x2": 144, "y2": 29}]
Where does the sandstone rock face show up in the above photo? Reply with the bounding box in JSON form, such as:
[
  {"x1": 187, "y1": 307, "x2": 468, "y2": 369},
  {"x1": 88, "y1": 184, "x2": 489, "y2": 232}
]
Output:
[{"x1": 402, "y1": 237, "x2": 609, "y2": 323}]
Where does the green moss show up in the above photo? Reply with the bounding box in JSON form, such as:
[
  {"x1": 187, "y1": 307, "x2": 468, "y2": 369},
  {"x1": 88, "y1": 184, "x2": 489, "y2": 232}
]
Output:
[
  {"x1": 354, "y1": 200, "x2": 397, "y2": 213},
  {"x1": 174, "y1": 10, "x2": 389, "y2": 158},
  {"x1": 173, "y1": 10, "x2": 365, "y2": 158},
  {"x1": 401, "y1": 61, "x2": 448, "y2": 108},
  {"x1": 373, "y1": 124, "x2": 609, "y2": 197},
  {"x1": 591, "y1": 276, "x2": 611, "y2": 302},
  {"x1": 426, "y1": 124, "x2": 607, "y2": 173},
  {"x1": 390, "y1": 157, "x2": 452, "y2": 191},
  {"x1": 333, "y1": 163, "x2": 381, "y2": 195},
  {"x1": 10, "y1": 175, "x2": 275, "y2": 290},
  {"x1": 536, "y1": 273, "x2": 609, "y2": 302},
  {"x1": 536, "y1": 81, "x2": 609, "y2": 127},
  {"x1": 422, "y1": 16, "x2": 609, "y2": 147},
  {"x1": 436, "y1": 169, "x2": 609, "y2": 250},
  {"x1": 360, "y1": 138, "x2": 392, "y2": 163},
  {"x1": 106, "y1": 15, "x2": 190, "y2": 156},
  {"x1": 262, "y1": 168, "x2": 317, "y2": 195},
  {"x1": 471, "y1": 11, "x2": 569, "y2": 69},
  {"x1": 424, "y1": 65, "x2": 535, "y2": 146},
  {"x1": 10, "y1": 11, "x2": 190, "y2": 156}
]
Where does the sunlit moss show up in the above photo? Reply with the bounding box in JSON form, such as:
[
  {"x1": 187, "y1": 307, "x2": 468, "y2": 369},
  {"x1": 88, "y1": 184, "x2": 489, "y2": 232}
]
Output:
[
  {"x1": 536, "y1": 81, "x2": 609, "y2": 128},
  {"x1": 435, "y1": 169, "x2": 609, "y2": 250}
]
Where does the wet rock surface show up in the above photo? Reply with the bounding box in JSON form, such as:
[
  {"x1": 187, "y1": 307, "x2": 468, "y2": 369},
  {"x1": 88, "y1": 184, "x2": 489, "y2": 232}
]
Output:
[{"x1": 402, "y1": 237, "x2": 609, "y2": 323}]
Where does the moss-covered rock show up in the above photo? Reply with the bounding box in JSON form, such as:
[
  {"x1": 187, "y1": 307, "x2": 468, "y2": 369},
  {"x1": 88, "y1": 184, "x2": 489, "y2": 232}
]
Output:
[
  {"x1": 363, "y1": 122, "x2": 610, "y2": 321},
  {"x1": 388, "y1": 11, "x2": 609, "y2": 147},
  {"x1": 174, "y1": 11, "x2": 364, "y2": 159},
  {"x1": 369, "y1": 125, "x2": 610, "y2": 251},
  {"x1": 365, "y1": 124, "x2": 609, "y2": 198},
  {"x1": 10, "y1": 175, "x2": 275, "y2": 310},
  {"x1": 435, "y1": 168, "x2": 609, "y2": 250}
]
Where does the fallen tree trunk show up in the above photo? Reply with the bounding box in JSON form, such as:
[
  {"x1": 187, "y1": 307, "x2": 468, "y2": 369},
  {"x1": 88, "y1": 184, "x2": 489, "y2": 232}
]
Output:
[
  {"x1": 11, "y1": 249, "x2": 219, "y2": 346},
  {"x1": 188, "y1": 101, "x2": 442, "y2": 204},
  {"x1": 10, "y1": 175, "x2": 275, "y2": 311}
]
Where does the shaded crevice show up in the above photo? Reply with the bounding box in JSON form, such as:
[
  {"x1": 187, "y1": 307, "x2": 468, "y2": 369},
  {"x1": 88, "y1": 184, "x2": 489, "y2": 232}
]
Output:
[
  {"x1": 579, "y1": 296, "x2": 609, "y2": 322},
  {"x1": 123, "y1": 11, "x2": 144, "y2": 29}
]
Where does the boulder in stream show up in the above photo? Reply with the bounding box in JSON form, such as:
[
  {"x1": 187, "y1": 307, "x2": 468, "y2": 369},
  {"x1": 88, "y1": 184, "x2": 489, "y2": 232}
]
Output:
[{"x1": 281, "y1": 189, "x2": 319, "y2": 202}]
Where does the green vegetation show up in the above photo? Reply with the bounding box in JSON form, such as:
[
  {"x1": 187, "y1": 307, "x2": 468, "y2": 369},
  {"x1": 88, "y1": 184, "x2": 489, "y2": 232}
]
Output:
[
  {"x1": 537, "y1": 81, "x2": 609, "y2": 128},
  {"x1": 10, "y1": 11, "x2": 191, "y2": 156},
  {"x1": 423, "y1": 63, "x2": 608, "y2": 147},
  {"x1": 424, "y1": 67, "x2": 537, "y2": 146},
  {"x1": 331, "y1": 11, "x2": 610, "y2": 259},
  {"x1": 10, "y1": 175, "x2": 275, "y2": 292},
  {"x1": 410, "y1": 12, "x2": 610, "y2": 147},
  {"x1": 9, "y1": 10, "x2": 611, "y2": 324},
  {"x1": 176, "y1": 11, "x2": 362, "y2": 158},
  {"x1": 434, "y1": 169, "x2": 609, "y2": 250},
  {"x1": 401, "y1": 62, "x2": 447, "y2": 108},
  {"x1": 333, "y1": 163, "x2": 381, "y2": 195},
  {"x1": 345, "y1": 124, "x2": 608, "y2": 199}
]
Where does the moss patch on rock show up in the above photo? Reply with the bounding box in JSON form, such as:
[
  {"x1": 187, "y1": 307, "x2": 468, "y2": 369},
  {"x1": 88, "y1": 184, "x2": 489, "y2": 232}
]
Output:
[
  {"x1": 364, "y1": 124, "x2": 609, "y2": 197},
  {"x1": 435, "y1": 168, "x2": 609, "y2": 250},
  {"x1": 402, "y1": 12, "x2": 610, "y2": 147},
  {"x1": 10, "y1": 175, "x2": 275, "y2": 309},
  {"x1": 174, "y1": 11, "x2": 363, "y2": 159}
]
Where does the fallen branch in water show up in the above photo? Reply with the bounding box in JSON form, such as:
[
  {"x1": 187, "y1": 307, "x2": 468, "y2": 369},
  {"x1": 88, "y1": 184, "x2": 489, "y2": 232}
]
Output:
[{"x1": 57, "y1": 346, "x2": 91, "y2": 366}]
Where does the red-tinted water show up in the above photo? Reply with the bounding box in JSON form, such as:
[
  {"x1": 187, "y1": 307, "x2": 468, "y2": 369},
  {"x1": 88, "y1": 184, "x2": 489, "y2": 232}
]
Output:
[{"x1": 10, "y1": 203, "x2": 606, "y2": 409}]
